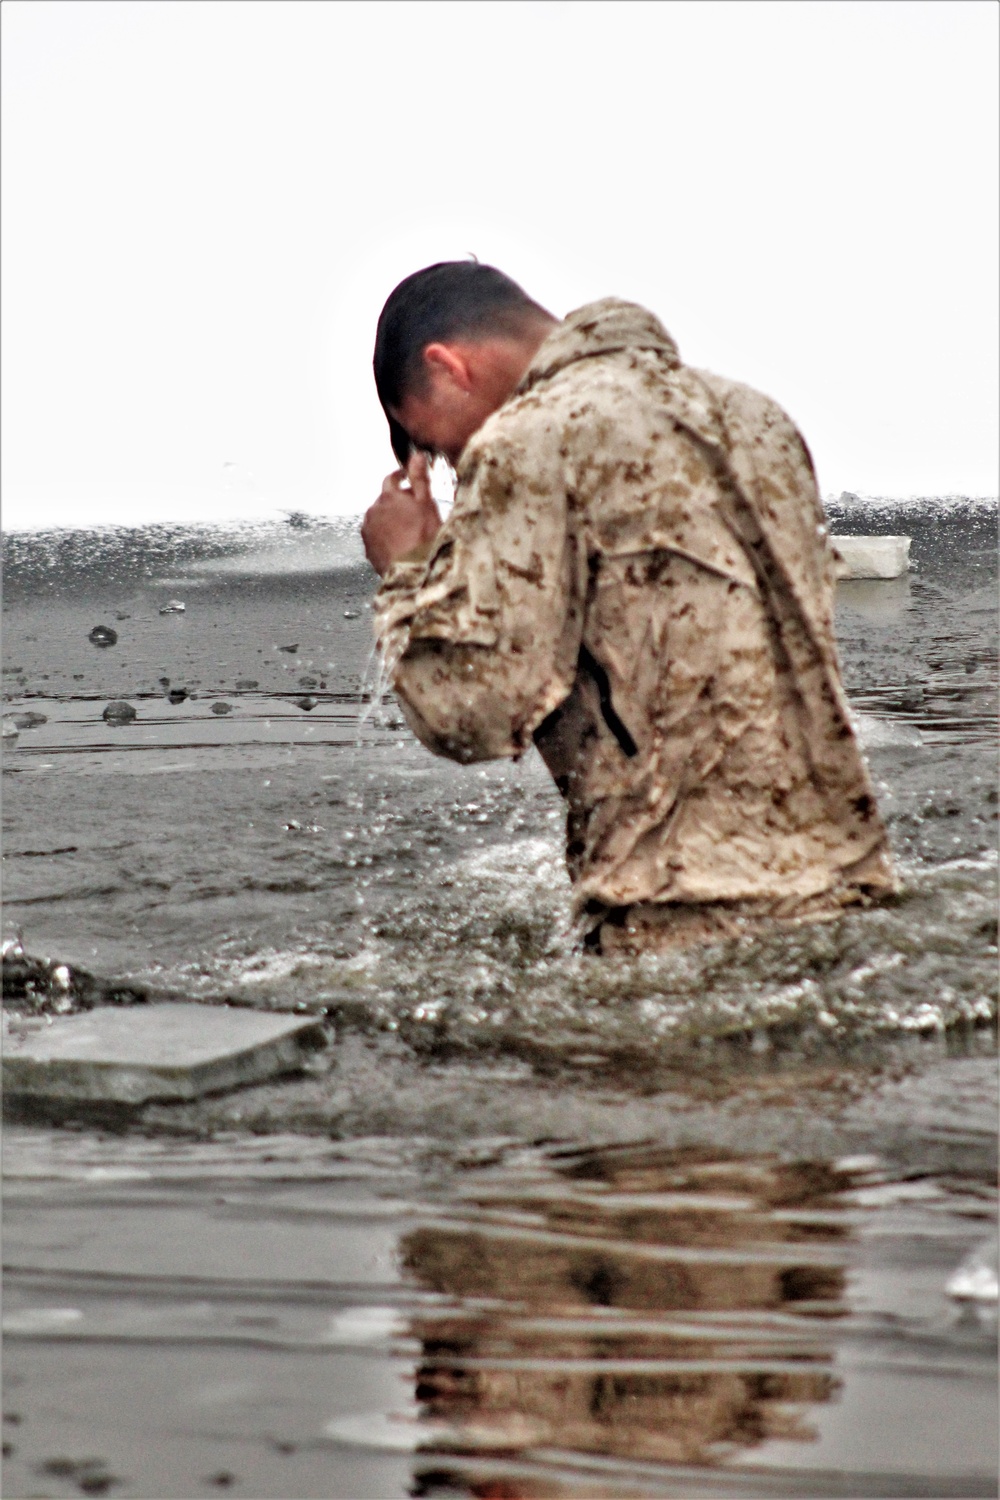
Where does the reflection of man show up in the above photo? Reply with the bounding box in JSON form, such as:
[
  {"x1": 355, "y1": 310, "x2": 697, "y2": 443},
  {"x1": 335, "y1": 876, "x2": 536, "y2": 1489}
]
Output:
[
  {"x1": 362, "y1": 262, "x2": 896, "y2": 952},
  {"x1": 401, "y1": 1149, "x2": 845, "y2": 1476}
]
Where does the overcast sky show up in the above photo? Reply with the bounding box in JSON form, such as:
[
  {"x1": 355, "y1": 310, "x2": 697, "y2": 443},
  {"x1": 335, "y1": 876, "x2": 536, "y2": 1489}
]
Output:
[{"x1": 2, "y1": 0, "x2": 997, "y2": 531}]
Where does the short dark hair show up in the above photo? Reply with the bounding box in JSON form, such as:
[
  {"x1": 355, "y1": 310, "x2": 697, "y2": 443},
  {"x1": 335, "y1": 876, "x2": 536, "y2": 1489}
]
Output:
[{"x1": 373, "y1": 261, "x2": 549, "y2": 463}]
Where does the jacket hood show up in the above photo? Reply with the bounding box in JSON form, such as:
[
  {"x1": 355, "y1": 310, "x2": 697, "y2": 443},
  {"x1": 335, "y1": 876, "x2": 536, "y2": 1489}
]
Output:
[{"x1": 519, "y1": 299, "x2": 681, "y2": 394}]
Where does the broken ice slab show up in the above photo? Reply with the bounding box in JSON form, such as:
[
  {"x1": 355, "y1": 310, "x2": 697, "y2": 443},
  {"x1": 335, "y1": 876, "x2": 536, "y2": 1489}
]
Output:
[
  {"x1": 850, "y1": 711, "x2": 924, "y2": 749},
  {"x1": 832, "y1": 535, "x2": 911, "y2": 579},
  {"x1": 2, "y1": 1003, "x2": 327, "y2": 1104}
]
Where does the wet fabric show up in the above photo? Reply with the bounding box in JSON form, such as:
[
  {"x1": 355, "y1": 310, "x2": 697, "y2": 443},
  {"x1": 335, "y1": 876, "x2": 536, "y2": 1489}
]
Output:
[{"x1": 375, "y1": 299, "x2": 897, "y2": 941}]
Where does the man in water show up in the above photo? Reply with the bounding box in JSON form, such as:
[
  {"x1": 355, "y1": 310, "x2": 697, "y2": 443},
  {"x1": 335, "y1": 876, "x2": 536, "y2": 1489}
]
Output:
[{"x1": 361, "y1": 262, "x2": 896, "y2": 952}]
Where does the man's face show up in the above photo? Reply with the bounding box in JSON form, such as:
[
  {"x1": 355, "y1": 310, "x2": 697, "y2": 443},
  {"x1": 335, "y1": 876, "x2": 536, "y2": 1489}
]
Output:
[
  {"x1": 393, "y1": 374, "x2": 498, "y2": 469},
  {"x1": 392, "y1": 336, "x2": 534, "y2": 468}
]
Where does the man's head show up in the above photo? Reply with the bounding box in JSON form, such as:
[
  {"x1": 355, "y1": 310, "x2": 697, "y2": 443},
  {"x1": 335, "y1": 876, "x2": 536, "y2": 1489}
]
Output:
[{"x1": 374, "y1": 262, "x2": 556, "y2": 467}]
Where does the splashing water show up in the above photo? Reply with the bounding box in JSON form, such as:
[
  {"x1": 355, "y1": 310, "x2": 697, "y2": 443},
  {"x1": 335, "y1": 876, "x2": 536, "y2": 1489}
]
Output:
[{"x1": 357, "y1": 634, "x2": 407, "y2": 732}]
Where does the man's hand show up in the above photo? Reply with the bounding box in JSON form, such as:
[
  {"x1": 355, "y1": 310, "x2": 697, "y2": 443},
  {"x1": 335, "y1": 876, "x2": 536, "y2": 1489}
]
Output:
[{"x1": 362, "y1": 452, "x2": 442, "y2": 577}]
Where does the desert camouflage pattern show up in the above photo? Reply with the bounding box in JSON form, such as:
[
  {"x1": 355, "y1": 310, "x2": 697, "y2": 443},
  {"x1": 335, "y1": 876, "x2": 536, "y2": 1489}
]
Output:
[{"x1": 375, "y1": 300, "x2": 896, "y2": 946}]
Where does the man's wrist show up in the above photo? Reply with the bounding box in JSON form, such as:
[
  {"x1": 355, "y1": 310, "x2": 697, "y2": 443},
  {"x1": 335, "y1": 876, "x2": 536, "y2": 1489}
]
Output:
[{"x1": 396, "y1": 537, "x2": 436, "y2": 567}]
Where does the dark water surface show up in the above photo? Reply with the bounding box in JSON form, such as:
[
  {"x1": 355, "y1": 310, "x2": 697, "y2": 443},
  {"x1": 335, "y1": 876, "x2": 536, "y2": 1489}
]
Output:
[{"x1": 2, "y1": 501, "x2": 997, "y2": 1497}]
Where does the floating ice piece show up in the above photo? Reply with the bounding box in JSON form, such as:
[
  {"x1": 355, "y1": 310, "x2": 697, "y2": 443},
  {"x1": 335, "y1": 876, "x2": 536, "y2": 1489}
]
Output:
[
  {"x1": 832, "y1": 535, "x2": 911, "y2": 579},
  {"x1": 324, "y1": 1306, "x2": 406, "y2": 1346},
  {"x1": 324, "y1": 1410, "x2": 547, "y2": 1453},
  {"x1": 103, "y1": 700, "x2": 137, "y2": 725},
  {"x1": 946, "y1": 1238, "x2": 999, "y2": 1304},
  {"x1": 2, "y1": 1003, "x2": 328, "y2": 1105},
  {"x1": 159, "y1": 599, "x2": 186, "y2": 614},
  {"x1": 4, "y1": 1307, "x2": 83, "y2": 1334},
  {"x1": 850, "y1": 712, "x2": 923, "y2": 749},
  {"x1": 2, "y1": 717, "x2": 19, "y2": 746},
  {"x1": 324, "y1": 1412, "x2": 426, "y2": 1452}
]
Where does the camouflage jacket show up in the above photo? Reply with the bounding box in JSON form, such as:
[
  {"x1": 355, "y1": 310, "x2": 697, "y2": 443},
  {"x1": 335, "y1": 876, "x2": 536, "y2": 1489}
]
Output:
[{"x1": 374, "y1": 300, "x2": 896, "y2": 924}]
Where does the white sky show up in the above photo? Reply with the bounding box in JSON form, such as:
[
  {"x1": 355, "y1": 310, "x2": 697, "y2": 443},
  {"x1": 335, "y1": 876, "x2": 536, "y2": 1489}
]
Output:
[{"x1": 2, "y1": 0, "x2": 997, "y2": 531}]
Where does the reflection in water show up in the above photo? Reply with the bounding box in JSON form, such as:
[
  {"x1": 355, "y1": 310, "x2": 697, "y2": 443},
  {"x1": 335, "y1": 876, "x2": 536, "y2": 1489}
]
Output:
[
  {"x1": 3, "y1": 1130, "x2": 995, "y2": 1497},
  {"x1": 401, "y1": 1147, "x2": 852, "y2": 1495}
]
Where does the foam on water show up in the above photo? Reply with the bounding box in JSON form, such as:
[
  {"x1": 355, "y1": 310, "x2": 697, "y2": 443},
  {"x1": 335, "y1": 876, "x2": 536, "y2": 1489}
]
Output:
[{"x1": 184, "y1": 836, "x2": 995, "y2": 1072}]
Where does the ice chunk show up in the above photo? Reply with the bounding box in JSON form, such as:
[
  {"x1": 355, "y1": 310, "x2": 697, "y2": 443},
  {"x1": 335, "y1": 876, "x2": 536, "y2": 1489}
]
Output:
[
  {"x1": 324, "y1": 1306, "x2": 406, "y2": 1346},
  {"x1": 947, "y1": 1239, "x2": 999, "y2": 1304},
  {"x1": 832, "y1": 535, "x2": 911, "y2": 579},
  {"x1": 850, "y1": 712, "x2": 923, "y2": 749},
  {"x1": 3, "y1": 1307, "x2": 83, "y2": 1334},
  {"x1": 103, "y1": 700, "x2": 137, "y2": 724},
  {"x1": 2, "y1": 1003, "x2": 328, "y2": 1104}
]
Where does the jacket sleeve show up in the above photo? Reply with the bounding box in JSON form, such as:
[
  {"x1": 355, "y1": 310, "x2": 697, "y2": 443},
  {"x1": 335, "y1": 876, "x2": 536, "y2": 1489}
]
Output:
[{"x1": 373, "y1": 413, "x2": 585, "y2": 762}]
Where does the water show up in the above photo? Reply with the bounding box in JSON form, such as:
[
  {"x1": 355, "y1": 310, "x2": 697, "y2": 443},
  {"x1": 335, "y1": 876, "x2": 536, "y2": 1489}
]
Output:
[
  {"x1": 2, "y1": 499, "x2": 997, "y2": 1496},
  {"x1": 2, "y1": 1129, "x2": 996, "y2": 1497}
]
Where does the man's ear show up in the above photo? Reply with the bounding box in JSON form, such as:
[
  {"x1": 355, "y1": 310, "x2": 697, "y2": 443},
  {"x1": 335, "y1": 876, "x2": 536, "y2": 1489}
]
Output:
[{"x1": 423, "y1": 342, "x2": 473, "y2": 392}]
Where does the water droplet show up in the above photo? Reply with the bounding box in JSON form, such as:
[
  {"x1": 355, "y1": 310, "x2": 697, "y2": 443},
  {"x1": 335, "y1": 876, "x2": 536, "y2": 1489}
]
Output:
[{"x1": 88, "y1": 625, "x2": 118, "y2": 647}]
